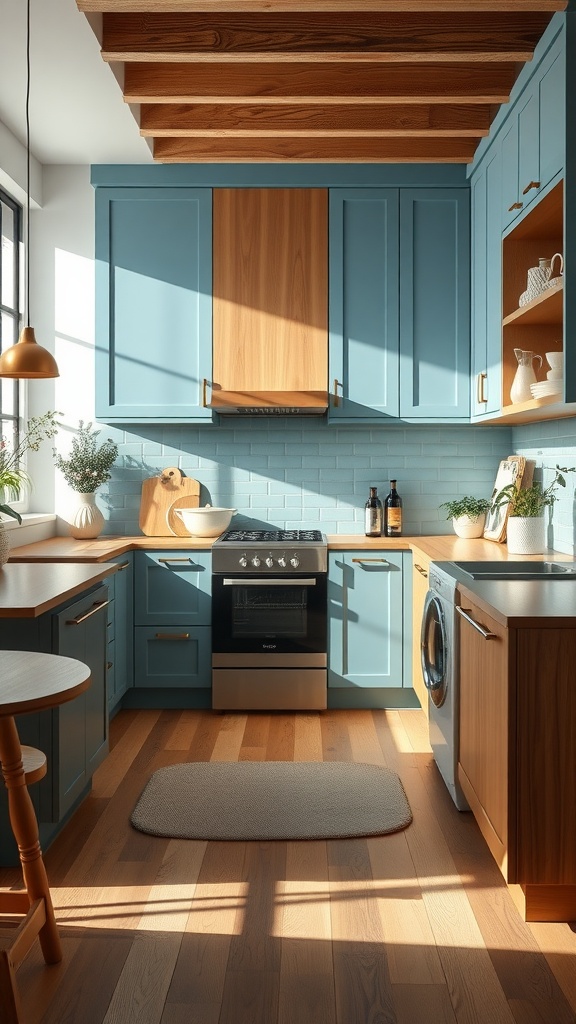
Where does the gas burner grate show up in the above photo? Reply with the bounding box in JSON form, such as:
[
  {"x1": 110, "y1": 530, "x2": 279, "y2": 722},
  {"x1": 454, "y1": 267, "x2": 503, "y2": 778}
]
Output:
[{"x1": 222, "y1": 529, "x2": 324, "y2": 544}]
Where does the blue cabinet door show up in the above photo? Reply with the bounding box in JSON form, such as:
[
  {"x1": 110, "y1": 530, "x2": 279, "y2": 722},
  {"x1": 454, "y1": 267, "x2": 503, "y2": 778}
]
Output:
[
  {"x1": 95, "y1": 187, "x2": 212, "y2": 422},
  {"x1": 538, "y1": 40, "x2": 565, "y2": 192},
  {"x1": 328, "y1": 189, "x2": 399, "y2": 419},
  {"x1": 399, "y1": 189, "x2": 470, "y2": 419},
  {"x1": 471, "y1": 146, "x2": 503, "y2": 419},
  {"x1": 134, "y1": 626, "x2": 211, "y2": 688},
  {"x1": 134, "y1": 551, "x2": 212, "y2": 626},
  {"x1": 107, "y1": 555, "x2": 134, "y2": 711},
  {"x1": 328, "y1": 551, "x2": 404, "y2": 688}
]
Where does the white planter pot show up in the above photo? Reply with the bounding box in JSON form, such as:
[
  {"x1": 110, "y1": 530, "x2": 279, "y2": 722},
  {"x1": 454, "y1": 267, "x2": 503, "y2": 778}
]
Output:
[
  {"x1": 506, "y1": 516, "x2": 545, "y2": 555},
  {"x1": 452, "y1": 513, "x2": 486, "y2": 539},
  {"x1": 70, "y1": 492, "x2": 105, "y2": 539}
]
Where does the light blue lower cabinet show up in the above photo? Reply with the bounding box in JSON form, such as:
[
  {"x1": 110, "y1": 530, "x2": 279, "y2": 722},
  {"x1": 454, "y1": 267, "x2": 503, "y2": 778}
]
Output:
[
  {"x1": 106, "y1": 555, "x2": 134, "y2": 713},
  {"x1": 328, "y1": 550, "x2": 418, "y2": 709},
  {"x1": 134, "y1": 626, "x2": 211, "y2": 689}
]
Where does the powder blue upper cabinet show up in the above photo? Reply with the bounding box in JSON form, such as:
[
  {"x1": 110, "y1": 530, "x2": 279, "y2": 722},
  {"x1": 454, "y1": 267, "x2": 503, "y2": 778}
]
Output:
[
  {"x1": 471, "y1": 145, "x2": 503, "y2": 419},
  {"x1": 329, "y1": 189, "x2": 399, "y2": 419},
  {"x1": 500, "y1": 33, "x2": 565, "y2": 230},
  {"x1": 95, "y1": 188, "x2": 212, "y2": 423},
  {"x1": 399, "y1": 189, "x2": 470, "y2": 419},
  {"x1": 329, "y1": 187, "x2": 469, "y2": 422}
]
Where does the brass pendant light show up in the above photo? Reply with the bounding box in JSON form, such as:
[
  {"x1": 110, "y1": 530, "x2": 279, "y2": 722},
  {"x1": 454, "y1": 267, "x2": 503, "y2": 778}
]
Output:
[{"x1": 0, "y1": 0, "x2": 59, "y2": 379}]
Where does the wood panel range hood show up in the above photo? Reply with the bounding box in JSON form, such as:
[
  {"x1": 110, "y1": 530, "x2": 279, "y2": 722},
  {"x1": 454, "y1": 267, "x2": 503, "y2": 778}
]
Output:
[
  {"x1": 76, "y1": 0, "x2": 566, "y2": 165},
  {"x1": 211, "y1": 187, "x2": 329, "y2": 415}
]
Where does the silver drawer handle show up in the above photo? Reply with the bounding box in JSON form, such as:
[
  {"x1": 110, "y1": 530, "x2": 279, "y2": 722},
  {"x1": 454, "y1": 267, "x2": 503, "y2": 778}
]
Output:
[
  {"x1": 352, "y1": 558, "x2": 389, "y2": 565},
  {"x1": 158, "y1": 557, "x2": 196, "y2": 564},
  {"x1": 456, "y1": 605, "x2": 497, "y2": 640},
  {"x1": 117, "y1": 561, "x2": 131, "y2": 571},
  {"x1": 222, "y1": 578, "x2": 317, "y2": 587},
  {"x1": 66, "y1": 599, "x2": 110, "y2": 625}
]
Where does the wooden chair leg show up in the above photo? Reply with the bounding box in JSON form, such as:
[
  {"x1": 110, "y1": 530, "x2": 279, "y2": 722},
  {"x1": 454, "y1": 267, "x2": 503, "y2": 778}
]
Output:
[
  {"x1": 0, "y1": 717, "x2": 62, "y2": 964},
  {"x1": 0, "y1": 946, "x2": 21, "y2": 1024}
]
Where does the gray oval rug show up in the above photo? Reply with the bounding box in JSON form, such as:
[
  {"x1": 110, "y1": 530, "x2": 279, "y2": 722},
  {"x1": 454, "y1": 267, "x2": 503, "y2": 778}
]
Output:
[{"x1": 130, "y1": 761, "x2": 412, "y2": 841}]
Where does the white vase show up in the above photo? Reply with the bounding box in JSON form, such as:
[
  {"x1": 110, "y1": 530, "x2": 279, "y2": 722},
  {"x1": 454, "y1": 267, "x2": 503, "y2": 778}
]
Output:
[
  {"x1": 506, "y1": 516, "x2": 545, "y2": 555},
  {"x1": 452, "y1": 513, "x2": 486, "y2": 539},
  {"x1": 70, "y1": 492, "x2": 105, "y2": 539},
  {"x1": 0, "y1": 522, "x2": 10, "y2": 566}
]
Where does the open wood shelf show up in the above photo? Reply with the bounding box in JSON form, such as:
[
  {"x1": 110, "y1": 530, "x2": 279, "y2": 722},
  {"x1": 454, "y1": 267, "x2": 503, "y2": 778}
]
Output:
[{"x1": 502, "y1": 283, "x2": 563, "y2": 327}]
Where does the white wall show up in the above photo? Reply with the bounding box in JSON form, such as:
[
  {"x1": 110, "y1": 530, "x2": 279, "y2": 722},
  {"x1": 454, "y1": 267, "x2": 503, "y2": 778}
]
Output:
[{"x1": 26, "y1": 165, "x2": 96, "y2": 530}]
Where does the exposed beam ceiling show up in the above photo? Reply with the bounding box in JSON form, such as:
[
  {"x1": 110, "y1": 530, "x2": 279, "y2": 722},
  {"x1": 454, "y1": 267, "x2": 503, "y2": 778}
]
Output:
[{"x1": 76, "y1": 0, "x2": 567, "y2": 163}]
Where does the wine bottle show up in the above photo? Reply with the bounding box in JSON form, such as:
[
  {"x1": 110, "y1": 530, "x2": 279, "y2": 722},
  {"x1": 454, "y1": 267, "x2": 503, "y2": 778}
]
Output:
[
  {"x1": 364, "y1": 486, "x2": 383, "y2": 537},
  {"x1": 384, "y1": 480, "x2": 403, "y2": 537}
]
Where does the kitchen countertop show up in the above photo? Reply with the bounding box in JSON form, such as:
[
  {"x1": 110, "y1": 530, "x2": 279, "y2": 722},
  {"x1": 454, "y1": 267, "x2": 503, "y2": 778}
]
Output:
[
  {"x1": 0, "y1": 562, "x2": 117, "y2": 617},
  {"x1": 7, "y1": 533, "x2": 575, "y2": 623}
]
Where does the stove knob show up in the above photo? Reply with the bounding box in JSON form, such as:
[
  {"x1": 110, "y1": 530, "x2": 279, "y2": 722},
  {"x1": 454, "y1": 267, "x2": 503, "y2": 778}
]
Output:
[
  {"x1": 239, "y1": 554, "x2": 248, "y2": 568},
  {"x1": 277, "y1": 555, "x2": 287, "y2": 568},
  {"x1": 265, "y1": 556, "x2": 274, "y2": 568},
  {"x1": 290, "y1": 555, "x2": 300, "y2": 569},
  {"x1": 251, "y1": 555, "x2": 261, "y2": 568}
]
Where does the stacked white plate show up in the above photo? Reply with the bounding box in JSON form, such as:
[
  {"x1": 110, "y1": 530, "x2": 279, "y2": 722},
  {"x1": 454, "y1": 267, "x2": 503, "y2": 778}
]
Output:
[{"x1": 530, "y1": 379, "x2": 563, "y2": 399}]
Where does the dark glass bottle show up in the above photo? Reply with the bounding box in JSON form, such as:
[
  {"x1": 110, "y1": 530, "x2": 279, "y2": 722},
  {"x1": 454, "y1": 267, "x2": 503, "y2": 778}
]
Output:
[
  {"x1": 384, "y1": 480, "x2": 403, "y2": 537},
  {"x1": 364, "y1": 486, "x2": 383, "y2": 537}
]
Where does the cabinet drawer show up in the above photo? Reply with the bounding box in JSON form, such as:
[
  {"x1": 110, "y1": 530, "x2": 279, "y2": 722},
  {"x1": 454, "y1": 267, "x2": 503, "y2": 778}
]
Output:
[
  {"x1": 134, "y1": 551, "x2": 211, "y2": 626},
  {"x1": 134, "y1": 626, "x2": 211, "y2": 689}
]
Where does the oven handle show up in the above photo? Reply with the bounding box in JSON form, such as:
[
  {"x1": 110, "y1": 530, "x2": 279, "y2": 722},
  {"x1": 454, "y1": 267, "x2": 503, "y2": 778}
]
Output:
[{"x1": 222, "y1": 578, "x2": 317, "y2": 587}]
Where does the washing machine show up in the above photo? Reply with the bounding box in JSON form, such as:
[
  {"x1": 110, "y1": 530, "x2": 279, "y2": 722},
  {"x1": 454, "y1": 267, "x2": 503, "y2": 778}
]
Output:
[{"x1": 421, "y1": 563, "x2": 469, "y2": 811}]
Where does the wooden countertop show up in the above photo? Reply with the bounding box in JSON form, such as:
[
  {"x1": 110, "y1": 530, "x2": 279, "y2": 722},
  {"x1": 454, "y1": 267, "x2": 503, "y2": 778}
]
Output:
[
  {"x1": 9, "y1": 532, "x2": 561, "y2": 563},
  {"x1": 0, "y1": 562, "x2": 116, "y2": 618},
  {"x1": 8, "y1": 533, "x2": 575, "y2": 624}
]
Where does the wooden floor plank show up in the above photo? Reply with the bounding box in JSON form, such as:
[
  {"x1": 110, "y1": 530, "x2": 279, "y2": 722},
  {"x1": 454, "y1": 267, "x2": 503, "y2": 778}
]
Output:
[
  {"x1": 10, "y1": 708, "x2": 576, "y2": 1024},
  {"x1": 278, "y1": 840, "x2": 335, "y2": 1024}
]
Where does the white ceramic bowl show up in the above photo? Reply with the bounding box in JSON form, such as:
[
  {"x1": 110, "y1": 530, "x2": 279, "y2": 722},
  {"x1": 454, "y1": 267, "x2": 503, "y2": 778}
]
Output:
[{"x1": 173, "y1": 506, "x2": 237, "y2": 537}]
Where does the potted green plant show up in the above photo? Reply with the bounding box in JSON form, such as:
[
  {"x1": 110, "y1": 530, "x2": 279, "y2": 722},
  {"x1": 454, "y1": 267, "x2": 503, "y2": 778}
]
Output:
[
  {"x1": 54, "y1": 421, "x2": 118, "y2": 539},
  {"x1": 439, "y1": 495, "x2": 492, "y2": 539},
  {"x1": 491, "y1": 464, "x2": 574, "y2": 554},
  {"x1": 0, "y1": 412, "x2": 59, "y2": 564}
]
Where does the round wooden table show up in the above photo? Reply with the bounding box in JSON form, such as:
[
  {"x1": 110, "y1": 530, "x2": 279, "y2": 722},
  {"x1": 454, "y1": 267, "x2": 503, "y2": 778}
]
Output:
[{"x1": 0, "y1": 650, "x2": 91, "y2": 1024}]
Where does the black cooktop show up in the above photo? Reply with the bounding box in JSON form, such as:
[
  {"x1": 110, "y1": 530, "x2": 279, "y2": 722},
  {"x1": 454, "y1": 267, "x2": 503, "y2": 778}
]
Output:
[{"x1": 220, "y1": 530, "x2": 324, "y2": 544}]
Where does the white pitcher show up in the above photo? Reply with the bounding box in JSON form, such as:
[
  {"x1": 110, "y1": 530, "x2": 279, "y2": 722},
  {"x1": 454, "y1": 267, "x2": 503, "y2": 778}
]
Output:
[{"x1": 510, "y1": 348, "x2": 542, "y2": 404}]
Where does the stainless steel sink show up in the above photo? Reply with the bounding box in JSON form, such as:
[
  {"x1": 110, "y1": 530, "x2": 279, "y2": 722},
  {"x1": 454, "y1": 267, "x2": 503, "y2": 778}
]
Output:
[{"x1": 450, "y1": 560, "x2": 576, "y2": 580}]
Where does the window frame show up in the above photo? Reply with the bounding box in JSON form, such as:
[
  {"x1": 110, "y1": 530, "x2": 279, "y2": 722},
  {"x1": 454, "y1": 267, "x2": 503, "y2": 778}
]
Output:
[{"x1": 0, "y1": 187, "x2": 26, "y2": 516}]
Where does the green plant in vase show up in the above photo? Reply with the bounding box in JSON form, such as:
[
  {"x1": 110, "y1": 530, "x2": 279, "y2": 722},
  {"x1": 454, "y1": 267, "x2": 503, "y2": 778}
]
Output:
[
  {"x1": 491, "y1": 465, "x2": 575, "y2": 554},
  {"x1": 54, "y1": 421, "x2": 118, "y2": 539},
  {"x1": 0, "y1": 411, "x2": 60, "y2": 523},
  {"x1": 439, "y1": 495, "x2": 492, "y2": 539}
]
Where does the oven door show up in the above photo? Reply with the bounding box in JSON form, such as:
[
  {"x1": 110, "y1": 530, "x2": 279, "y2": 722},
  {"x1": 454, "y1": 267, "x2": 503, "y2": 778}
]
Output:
[{"x1": 211, "y1": 573, "x2": 327, "y2": 657}]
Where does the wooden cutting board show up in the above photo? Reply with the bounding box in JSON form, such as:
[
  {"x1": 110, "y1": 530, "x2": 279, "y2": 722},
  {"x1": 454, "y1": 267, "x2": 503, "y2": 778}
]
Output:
[{"x1": 139, "y1": 468, "x2": 201, "y2": 537}]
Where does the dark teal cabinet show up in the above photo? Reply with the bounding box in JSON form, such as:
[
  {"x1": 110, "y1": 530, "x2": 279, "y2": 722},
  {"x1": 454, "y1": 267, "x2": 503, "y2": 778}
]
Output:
[
  {"x1": 329, "y1": 187, "x2": 470, "y2": 422},
  {"x1": 0, "y1": 584, "x2": 109, "y2": 866},
  {"x1": 133, "y1": 551, "x2": 211, "y2": 690},
  {"x1": 95, "y1": 187, "x2": 212, "y2": 423},
  {"x1": 328, "y1": 551, "x2": 409, "y2": 702},
  {"x1": 106, "y1": 554, "x2": 134, "y2": 713}
]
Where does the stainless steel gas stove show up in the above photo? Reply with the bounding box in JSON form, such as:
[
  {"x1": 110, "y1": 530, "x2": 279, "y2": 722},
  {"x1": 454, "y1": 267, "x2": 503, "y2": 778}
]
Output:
[{"x1": 211, "y1": 529, "x2": 328, "y2": 711}]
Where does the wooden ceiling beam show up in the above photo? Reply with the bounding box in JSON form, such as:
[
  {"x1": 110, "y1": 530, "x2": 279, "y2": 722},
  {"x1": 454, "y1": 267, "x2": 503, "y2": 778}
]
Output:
[
  {"x1": 140, "y1": 102, "x2": 492, "y2": 136},
  {"x1": 124, "y1": 62, "x2": 517, "y2": 104},
  {"x1": 152, "y1": 135, "x2": 478, "y2": 161},
  {"x1": 102, "y1": 12, "x2": 550, "y2": 62},
  {"x1": 79, "y1": 1, "x2": 568, "y2": 13}
]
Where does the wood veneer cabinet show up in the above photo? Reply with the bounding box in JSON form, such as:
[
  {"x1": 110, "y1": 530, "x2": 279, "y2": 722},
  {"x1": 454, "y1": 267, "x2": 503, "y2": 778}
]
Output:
[
  {"x1": 212, "y1": 188, "x2": 328, "y2": 411},
  {"x1": 457, "y1": 593, "x2": 576, "y2": 921}
]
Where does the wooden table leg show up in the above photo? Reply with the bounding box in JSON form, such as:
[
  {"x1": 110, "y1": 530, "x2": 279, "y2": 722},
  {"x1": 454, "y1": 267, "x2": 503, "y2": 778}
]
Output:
[{"x1": 0, "y1": 716, "x2": 62, "y2": 964}]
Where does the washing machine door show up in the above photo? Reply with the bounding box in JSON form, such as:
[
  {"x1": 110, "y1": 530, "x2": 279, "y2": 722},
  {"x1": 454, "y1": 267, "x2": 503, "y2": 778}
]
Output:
[{"x1": 421, "y1": 591, "x2": 448, "y2": 708}]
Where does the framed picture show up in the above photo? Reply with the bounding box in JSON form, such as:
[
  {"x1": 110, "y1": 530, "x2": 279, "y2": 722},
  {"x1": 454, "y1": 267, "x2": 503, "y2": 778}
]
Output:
[{"x1": 483, "y1": 456, "x2": 527, "y2": 542}]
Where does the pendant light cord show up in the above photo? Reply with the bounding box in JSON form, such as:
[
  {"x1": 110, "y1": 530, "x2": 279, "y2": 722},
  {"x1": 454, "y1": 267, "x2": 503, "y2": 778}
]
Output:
[{"x1": 25, "y1": 0, "x2": 31, "y2": 329}]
